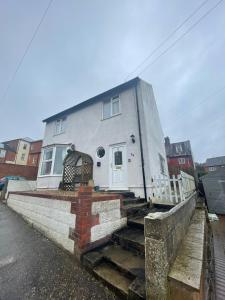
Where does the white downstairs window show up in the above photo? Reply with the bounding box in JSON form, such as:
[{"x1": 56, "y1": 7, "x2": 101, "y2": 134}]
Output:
[
  {"x1": 40, "y1": 148, "x2": 53, "y2": 175},
  {"x1": 40, "y1": 146, "x2": 67, "y2": 176},
  {"x1": 53, "y1": 146, "x2": 67, "y2": 175}
]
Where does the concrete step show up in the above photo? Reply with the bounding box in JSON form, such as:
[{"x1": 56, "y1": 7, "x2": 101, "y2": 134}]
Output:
[
  {"x1": 123, "y1": 197, "x2": 146, "y2": 206},
  {"x1": 93, "y1": 261, "x2": 133, "y2": 299},
  {"x1": 113, "y1": 227, "x2": 145, "y2": 255},
  {"x1": 129, "y1": 277, "x2": 146, "y2": 300},
  {"x1": 128, "y1": 216, "x2": 145, "y2": 230},
  {"x1": 83, "y1": 246, "x2": 146, "y2": 299},
  {"x1": 101, "y1": 244, "x2": 145, "y2": 279},
  {"x1": 107, "y1": 190, "x2": 135, "y2": 198},
  {"x1": 122, "y1": 202, "x2": 149, "y2": 218}
]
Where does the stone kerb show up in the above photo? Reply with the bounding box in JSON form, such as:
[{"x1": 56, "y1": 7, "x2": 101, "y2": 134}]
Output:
[{"x1": 144, "y1": 195, "x2": 196, "y2": 300}]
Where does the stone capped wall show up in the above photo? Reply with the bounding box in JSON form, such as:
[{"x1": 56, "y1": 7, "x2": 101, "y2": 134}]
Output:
[{"x1": 145, "y1": 194, "x2": 196, "y2": 299}]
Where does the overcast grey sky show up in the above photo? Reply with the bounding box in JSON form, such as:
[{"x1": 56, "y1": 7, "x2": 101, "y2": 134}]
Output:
[{"x1": 0, "y1": 0, "x2": 224, "y2": 162}]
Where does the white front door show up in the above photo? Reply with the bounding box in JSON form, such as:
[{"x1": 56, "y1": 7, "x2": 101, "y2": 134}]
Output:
[{"x1": 109, "y1": 144, "x2": 127, "y2": 189}]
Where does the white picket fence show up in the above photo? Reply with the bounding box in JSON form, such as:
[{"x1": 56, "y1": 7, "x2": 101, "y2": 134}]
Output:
[{"x1": 151, "y1": 171, "x2": 196, "y2": 204}]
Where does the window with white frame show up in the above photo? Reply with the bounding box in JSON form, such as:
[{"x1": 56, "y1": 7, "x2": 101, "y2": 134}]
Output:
[
  {"x1": 102, "y1": 96, "x2": 120, "y2": 119},
  {"x1": 40, "y1": 146, "x2": 67, "y2": 176},
  {"x1": 55, "y1": 117, "x2": 66, "y2": 135},
  {"x1": 208, "y1": 166, "x2": 216, "y2": 172},
  {"x1": 53, "y1": 146, "x2": 67, "y2": 174},
  {"x1": 178, "y1": 158, "x2": 185, "y2": 164},
  {"x1": 40, "y1": 148, "x2": 53, "y2": 175},
  {"x1": 176, "y1": 144, "x2": 183, "y2": 153},
  {"x1": 159, "y1": 153, "x2": 166, "y2": 174}
]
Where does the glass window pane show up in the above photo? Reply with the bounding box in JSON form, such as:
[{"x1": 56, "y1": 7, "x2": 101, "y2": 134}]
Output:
[
  {"x1": 103, "y1": 100, "x2": 111, "y2": 119},
  {"x1": 44, "y1": 148, "x2": 53, "y2": 160},
  {"x1": 53, "y1": 147, "x2": 67, "y2": 175},
  {"x1": 55, "y1": 120, "x2": 61, "y2": 134},
  {"x1": 61, "y1": 119, "x2": 66, "y2": 132},
  {"x1": 114, "y1": 151, "x2": 122, "y2": 165},
  {"x1": 41, "y1": 161, "x2": 52, "y2": 175},
  {"x1": 112, "y1": 99, "x2": 119, "y2": 115},
  {"x1": 96, "y1": 147, "x2": 105, "y2": 158}
]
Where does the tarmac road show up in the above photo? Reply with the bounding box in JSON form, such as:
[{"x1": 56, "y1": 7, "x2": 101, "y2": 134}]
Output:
[{"x1": 0, "y1": 202, "x2": 117, "y2": 300}]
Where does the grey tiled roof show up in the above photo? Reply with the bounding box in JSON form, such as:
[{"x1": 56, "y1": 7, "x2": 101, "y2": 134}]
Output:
[
  {"x1": 205, "y1": 156, "x2": 225, "y2": 167},
  {"x1": 165, "y1": 140, "x2": 192, "y2": 157}
]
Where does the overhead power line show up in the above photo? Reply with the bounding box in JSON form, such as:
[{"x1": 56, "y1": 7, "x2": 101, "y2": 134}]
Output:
[
  {"x1": 1, "y1": 0, "x2": 54, "y2": 101},
  {"x1": 137, "y1": 0, "x2": 224, "y2": 76},
  {"x1": 171, "y1": 84, "x2": 225, "y2": 127},
  {"x1": 125, "y1": 0, "x2": 210, "y2": 81}
]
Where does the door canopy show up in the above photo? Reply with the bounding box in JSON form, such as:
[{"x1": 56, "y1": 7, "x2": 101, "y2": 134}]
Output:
[{"x1": 61, "y1": 148, "x2": 93, "y2": 191}]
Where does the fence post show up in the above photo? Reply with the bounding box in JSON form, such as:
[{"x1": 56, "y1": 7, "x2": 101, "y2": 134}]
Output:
[{"x1": 172, "y1": 175, "x2": 178, "y2": 203}]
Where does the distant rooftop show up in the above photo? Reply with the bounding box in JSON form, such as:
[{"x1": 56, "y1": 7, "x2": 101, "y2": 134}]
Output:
[
  {"x1": 165, "y1": 137, "x2": 192, "y2": 157},
  {"x1": 205, "y1": 156, "x2": 225, "y2": 167}
]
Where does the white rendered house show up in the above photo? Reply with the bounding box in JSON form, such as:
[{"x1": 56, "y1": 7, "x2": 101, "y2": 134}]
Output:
[{"x1": 37, "y1": 77, "x2": 168, "y2": 200}]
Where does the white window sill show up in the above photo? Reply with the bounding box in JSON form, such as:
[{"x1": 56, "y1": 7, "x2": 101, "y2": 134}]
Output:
[
  {"x1": 38, "y1": 174, "x2": 63, "y2": 178},
  {"x1": 101, "y1": 113, "x2": 121, "y2": 121},
  {"x1": 53, "y1": 131, "x2": 65, "y2": 137}
]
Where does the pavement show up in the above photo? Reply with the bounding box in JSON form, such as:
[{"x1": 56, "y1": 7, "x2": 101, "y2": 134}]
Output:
[{"x1": 0, "y1": 202, "x2": 117, "y2": 300}]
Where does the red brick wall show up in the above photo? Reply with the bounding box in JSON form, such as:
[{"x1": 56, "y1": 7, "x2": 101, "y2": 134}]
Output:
[
  {"x1": 29, "y1": 140, "x2": 42, "y2": 154},
  {"x1": 27, "y1": 153, "x2": 41, "y2": 167},
  {"x1": 167, "y1": 156, "x2": 194, "y2": 175},
  {"x1": 5, "y1": 140, "x2": 19, "y2": 152},
  {"x1": 0, "y1": 163, "x2": 38, "y2": 180},
  {"x1": 70, "y1": 186, "x2": 123, "y2": 258},
  {"x1": 5, "y1": 150, "x2": 16, "y2": 162},
  {"x1": 27, "y1": 140, "x2": 42, "y2": 167}
]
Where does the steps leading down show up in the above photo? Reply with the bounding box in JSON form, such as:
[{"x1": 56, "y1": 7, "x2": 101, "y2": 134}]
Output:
[{"x1": 82, "y1": 196, "x2": 148, "y2": 299}]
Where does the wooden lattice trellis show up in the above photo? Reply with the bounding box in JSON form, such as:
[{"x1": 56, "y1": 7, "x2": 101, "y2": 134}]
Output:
[{"x1": 61, "y1": 149, "x2": 93, "y2": 191}]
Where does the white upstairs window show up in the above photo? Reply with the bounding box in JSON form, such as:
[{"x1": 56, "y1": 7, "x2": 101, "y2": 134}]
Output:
[
  {"x1": 112, "y1": 96, "x2": 120, "y2": 115},
  {"x1": 103, "y1": 100, "x2": 111, "y2": 119},
  {"x1": 102, "y1": 96, "x2": 120, "y2": 119},
  {"x1": 55, "y1": 117, "x2": 66, "y2": 135}
]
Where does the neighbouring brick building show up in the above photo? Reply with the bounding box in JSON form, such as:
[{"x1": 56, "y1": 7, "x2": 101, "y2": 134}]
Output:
[
  {"x1": 27, "y1": 140, "x2": 42, "y2": 167},
  {"x1": 204, "y1": 156, "x2": 225, "y2": 172},
  {"x1": 0, "y1": 138, "x2": 42, "y2": 167},
  {"x1": 0, "y1": 137, "x2": 42, "y2": 179},
  {"x1": 165, "y1": 137, "x2": 195, "y2": 176}
]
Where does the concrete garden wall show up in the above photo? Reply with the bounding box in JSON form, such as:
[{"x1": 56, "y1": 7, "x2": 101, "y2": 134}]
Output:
[
  {"x1": 7, "y1": 193, "x2": 76, "y2": 253},
  {"x1": 6, "y1": 179, "x2": 37, "y2": 198},
  {"x1": 7, "y1": 187, "x2": 126, "y2": 258},
  {"x1": 144, "y1": 194, "x2": 196, "y2": 299}
]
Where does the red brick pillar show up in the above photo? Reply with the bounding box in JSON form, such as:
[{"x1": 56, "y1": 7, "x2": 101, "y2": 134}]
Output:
[{"x1": 74, "y1": 186, "x2": 93, "y2": 258}]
